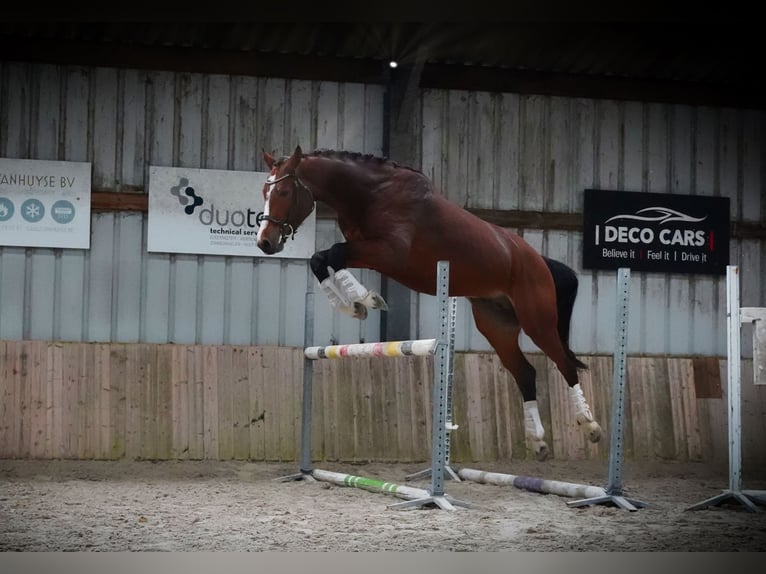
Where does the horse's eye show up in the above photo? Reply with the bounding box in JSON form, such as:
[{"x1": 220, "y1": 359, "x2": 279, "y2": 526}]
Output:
[{"x1": 277, "y1": 188, "x2": 290, "y2": 197}]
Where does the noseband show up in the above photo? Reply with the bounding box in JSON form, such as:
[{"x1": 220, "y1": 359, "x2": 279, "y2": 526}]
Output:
[{"x1": 256, "y1": 172, "x2": 314, "y2": 243}]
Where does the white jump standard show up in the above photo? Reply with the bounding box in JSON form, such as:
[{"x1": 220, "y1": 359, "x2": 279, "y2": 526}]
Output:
[
  {"x1": 405, "y1": 295, "x2": 461, "y2": 484},
  {"x1": 279, "y1": 261, "x2": 475, "y2": 511},
  {"x1": 566, "y1": 267, "x2": 648, "y2": 511},
  {"x1": 687, "y1": 266, "x2": 766, "y2": 513}
]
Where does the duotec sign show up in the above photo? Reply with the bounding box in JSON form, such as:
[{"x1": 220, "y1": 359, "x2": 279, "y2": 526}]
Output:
[{"x1": 582, "y1": 189, "x2": 729, "y2": 275}]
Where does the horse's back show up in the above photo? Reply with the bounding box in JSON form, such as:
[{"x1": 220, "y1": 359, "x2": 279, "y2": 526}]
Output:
[{"x1": 398, "y1": 197, "x2": 558, "y2": 299}]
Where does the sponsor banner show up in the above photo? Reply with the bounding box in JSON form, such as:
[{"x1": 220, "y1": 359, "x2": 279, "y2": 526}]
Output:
[
  {"x1": 148, "y1": 166, "x2": 316, "y2": 259},
  {"x1": 582, "y1": 189, "x2": 729, "y2": 275},
  {"x1": 0, "y1": 158, "x2": 91, "y2": 249}
]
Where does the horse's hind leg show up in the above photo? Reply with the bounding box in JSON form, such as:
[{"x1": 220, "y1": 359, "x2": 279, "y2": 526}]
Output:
[
  {"x1": 469, "y1": 297, "x2": 551, "y2": 461},
  {"x1": 513, "y1": 296, "x2": 602, "y2": 444}
]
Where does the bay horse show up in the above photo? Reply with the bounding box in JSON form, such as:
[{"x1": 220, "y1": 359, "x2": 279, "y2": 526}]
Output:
[{"x1": 256, "y1": 145, "x2": 602, "y2": 461}]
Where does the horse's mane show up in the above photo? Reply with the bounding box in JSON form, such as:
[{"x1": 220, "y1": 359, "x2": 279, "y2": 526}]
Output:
[{"x1": 306, "y1": 149, "x2": 423, "y2": 175}]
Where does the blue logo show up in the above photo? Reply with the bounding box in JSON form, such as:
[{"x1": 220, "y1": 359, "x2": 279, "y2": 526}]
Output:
[
  {"x1": 51, "y1": 200, "x2": 76, "y2": 224},
  {"x1": 0, "y1": 197, "x2": 14, "y2": 222},
  {"x1": 21, "y1": 199, "x2": 45, "y2": 223}
]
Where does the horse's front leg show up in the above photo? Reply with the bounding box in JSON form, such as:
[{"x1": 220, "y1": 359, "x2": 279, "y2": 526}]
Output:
[{"x1": 309, "y1": 243, "x2": 388, "y2": 319}]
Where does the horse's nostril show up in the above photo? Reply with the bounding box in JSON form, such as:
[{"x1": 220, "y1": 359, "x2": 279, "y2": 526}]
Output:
[{"x1": 258, "y1": 239, "x2": 272, "y2": 254}]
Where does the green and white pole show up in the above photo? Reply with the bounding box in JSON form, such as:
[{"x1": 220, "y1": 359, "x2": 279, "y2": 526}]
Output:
[{"x1": 312, "y1": 469, "x2": 430, "y2": 501}]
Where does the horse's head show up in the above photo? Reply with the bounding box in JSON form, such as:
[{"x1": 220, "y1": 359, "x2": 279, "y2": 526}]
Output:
[{"x1": 256, "y1": 145, "x2": 315, "y2": 255}]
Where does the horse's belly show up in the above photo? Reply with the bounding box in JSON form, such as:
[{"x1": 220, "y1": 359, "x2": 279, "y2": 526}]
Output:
[{"x1": 394, "y1": 252, "x2": 510, "y2": 298}]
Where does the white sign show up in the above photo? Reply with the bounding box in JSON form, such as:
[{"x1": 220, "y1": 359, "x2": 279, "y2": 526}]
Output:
[
  {"x1": 148, "y1": 166, "x2": 316, "y2": 259},
  {"x1": 0, "y1": 158, "x2": 92, "y2": 249}
]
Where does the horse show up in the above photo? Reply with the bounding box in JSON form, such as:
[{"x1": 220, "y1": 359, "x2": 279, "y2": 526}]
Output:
[{"x1": 255, "y1": 145, "x2": 602, "y2": 461}]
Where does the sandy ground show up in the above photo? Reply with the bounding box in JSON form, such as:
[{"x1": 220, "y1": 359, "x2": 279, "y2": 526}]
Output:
[{"x1": 1, "y1": 458, "x2": 765, "y2": 552}]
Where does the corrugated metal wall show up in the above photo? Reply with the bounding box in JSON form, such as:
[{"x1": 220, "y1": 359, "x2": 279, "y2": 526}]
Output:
[
  {"x1": 0, "y1": 62, "x2": 384, "y2": 347},
  {"x1": 1, "y1": 63, "x2": 764, "y2": 357},
  {"x1": 416, "y1": 90, "x2": 765, "y2": 356}
]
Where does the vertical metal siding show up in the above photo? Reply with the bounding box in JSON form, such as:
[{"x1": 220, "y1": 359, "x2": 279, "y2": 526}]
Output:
[
  {"x1": 0, "y1": 62, "x2": 384, "y2": 347},
  {"x1": 1, "y1": 61, "x2": 763, "y2": 357},
  {"x1": 419, "y1": 89, "x2": 766, "y2": 356}
]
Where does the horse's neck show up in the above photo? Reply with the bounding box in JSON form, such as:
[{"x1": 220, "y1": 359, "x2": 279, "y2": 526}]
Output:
[{"x1": 299, "y1": 157, "x2": 377, "y2": 211}]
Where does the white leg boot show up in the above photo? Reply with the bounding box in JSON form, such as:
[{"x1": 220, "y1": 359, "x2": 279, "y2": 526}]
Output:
[
  {"x1": 568, "y1": 383, "x2": 602, "y2": 443},
  {"x1": 318, "y1": 270, "x2": 362, "y2": 319},
  {"x1": 523, "y1": 400, "x2": 549, "y2": 461},
  {"x1": 333, "y1": 268, "x2": 369, "y2": 302},
  {"x1": 333, "y1": 268, "x2": 388, "y2": 316},
  {"x1": 319, "y1": 275, "x2": 349, "y2": 308},
  {"x1": 318, "y1": 267, "x2": 387, "y2": 320}
]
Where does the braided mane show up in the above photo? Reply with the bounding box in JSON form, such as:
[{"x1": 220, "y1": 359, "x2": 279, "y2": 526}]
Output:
[{"x1": 307, "y1": 149, "x2": 422, "y2": 175}]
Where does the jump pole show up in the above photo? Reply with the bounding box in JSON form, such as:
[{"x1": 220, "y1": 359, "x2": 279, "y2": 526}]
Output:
[
  {"x1": 457, "y1": 468, "x2": 606, "y2": 499},
  {"x1": 687, "y1": 265, "x2": 766, "y2": 512},
  {"x1": 311, "y1": 469, "x2": 430, "y2": 502},
  {"x1": 279, "y1": 261, "x2": 475, "y2": 511}
]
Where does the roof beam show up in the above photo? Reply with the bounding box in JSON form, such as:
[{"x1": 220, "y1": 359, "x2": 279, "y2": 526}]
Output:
[
  {"x1": 91, "y1": 192, "x2": 766, "y2": 239},
  {"x1": 2, "y1": 35, "x2": 762, "y2": 110}
]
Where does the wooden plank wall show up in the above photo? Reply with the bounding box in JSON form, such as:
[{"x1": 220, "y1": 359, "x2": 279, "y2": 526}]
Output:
[
  {"x1": 0, "y1": 341, "x2": 303, "y2": 461},
  {"x1": 1, "y1": 340, "x2": 765, "y2": 469}
]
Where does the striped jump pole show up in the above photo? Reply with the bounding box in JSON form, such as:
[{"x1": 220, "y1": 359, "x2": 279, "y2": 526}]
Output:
[
  {"x1": 305, "y1": 339, "x2": 437, "y2": 359},
  {"x1": 457, "y1": 468, "x2": 607, "y2": 500},
  {"x1": 280, "y1": 261, "x2": 475, "y2": 511},
  {"x1": 311, "y1": 469, "x2": 430, "y2": 501}
]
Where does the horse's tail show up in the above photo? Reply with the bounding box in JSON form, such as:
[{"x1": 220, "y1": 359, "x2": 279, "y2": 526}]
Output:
[{"x1": 543, "y1": 256, "x2": 588, "y2": 370}]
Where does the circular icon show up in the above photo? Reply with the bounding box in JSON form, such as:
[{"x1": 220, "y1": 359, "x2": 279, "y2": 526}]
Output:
[
  {"x1": 0, "y1": 197, "x2": 14, "y2": 222},
  {"x1": 51, "y1": 200, "x2": 76, "y2": 224},
  {"x1": 21, "y1": 199, "x2": 45, "y2": 223}
]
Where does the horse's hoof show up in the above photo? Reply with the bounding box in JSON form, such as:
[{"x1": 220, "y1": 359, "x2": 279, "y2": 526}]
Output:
[
  {"x1": 583, "y1": 421, "x2": 602, "y2": 443},
  {"x1": 531, "y1": 441, "x2": 549, "y2": 461},
  {"x1": 352, "y1": 302, "x2": 368, "y2": 320},
  {"x1": 364, "y1": 291, "x2": 389, "y2": 311}
]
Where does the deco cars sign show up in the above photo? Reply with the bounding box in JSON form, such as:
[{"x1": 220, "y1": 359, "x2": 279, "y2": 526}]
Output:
[{"x1": 582, "y1": 189, "x2": 729, "y2": 275}]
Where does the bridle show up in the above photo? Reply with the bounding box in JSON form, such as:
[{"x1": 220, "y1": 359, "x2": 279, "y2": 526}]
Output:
[{"x1": 255, "y1": 172, "x2": 315, "y2": 244}]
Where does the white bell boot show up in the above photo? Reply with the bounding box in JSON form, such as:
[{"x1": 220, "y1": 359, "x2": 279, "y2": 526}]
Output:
[
  {"x1": 568, "y1": 383, "x2": 602, "y2": 443},
  {"x1": 319, "y1": 275, "x2": 350, "y2": 309},
  {"x1": 318, "y1": 268, "x2": 367, "y2": 319},
  {"x1": 523, "y1": 400, "x2": 549, "y2": 461},
  {"x1": 333, "y1": 268, "x2": 389, "y2": 312}
]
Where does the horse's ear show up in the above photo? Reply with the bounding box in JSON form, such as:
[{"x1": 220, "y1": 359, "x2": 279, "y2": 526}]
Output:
[
  {"x1": 263, "y1": 149, "x2": 276, "y2": 169},
  {"x1": 285, "y1": 145, "x2": 303, "y2": 171}
]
